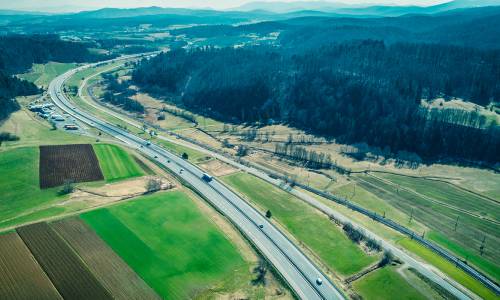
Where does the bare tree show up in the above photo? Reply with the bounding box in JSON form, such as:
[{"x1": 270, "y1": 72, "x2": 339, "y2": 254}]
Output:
[{"x1": 146, "y1": 177, "x2": 162, "y2": 193}]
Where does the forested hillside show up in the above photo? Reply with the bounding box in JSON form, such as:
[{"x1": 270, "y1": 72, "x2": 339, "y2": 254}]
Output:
[
  {"x1": 0, "y1": 70, "x2": 37, "y2": 121},
  {"x1": 132, "y1": 42, "x2": 500, "y2": 163},
  {"x1": 0, "y1": 34, "x2": 110, "y2": 122},
  {"x1": 0, "y1": 35, "x2": 106, "y2": 74}
]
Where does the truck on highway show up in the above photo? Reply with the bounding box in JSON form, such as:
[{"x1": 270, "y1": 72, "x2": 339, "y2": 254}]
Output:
[{"x1": 202, "y1": 173, "x2": 213, "y2": 182}]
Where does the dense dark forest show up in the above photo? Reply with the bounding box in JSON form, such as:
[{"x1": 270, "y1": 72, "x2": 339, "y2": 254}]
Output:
[
  {"x1": 0, "y1": 35, "x2": 107, "y2": 74},
  {"x1": 0, "y1": 70, "x2": 38, "y2": 121},
  {"x1": 132, "y1": 42, "x2": 500, "y2": 163},
  {"x1": 0, "y1": 34, "x2": 111, "y2": 122}
]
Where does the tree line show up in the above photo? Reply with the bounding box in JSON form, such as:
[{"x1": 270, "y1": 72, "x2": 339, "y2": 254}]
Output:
[
  {"x1": 132, "y1": 42, "x2": 500, "y2": 163},
  {"x1": 101, "y1": 73, "x2": 144, "y2": 113},
  {"x1": 274, "y1": 143, "x2": 334, "y2": 170},
  {"x1": 0, "y1": 34, "x2": 112, "y2": 122}
]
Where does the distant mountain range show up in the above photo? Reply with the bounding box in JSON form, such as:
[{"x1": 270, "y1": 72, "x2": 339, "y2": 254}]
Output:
[
  {"x1": 1, "y1": 0, "x2": 499, "y2": 34},
  {"x1": 233, "y1": 0, "x2": 500, "y2": 16},
  {"x1": 2, "y1": 0, "x2": 499, "y2": 18}
]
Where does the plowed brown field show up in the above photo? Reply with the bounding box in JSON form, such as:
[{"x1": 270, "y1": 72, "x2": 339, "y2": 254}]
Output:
[
  {"x1": 16, "y1": 223, "x2": 112, "y2": 300},
  {"x1": 52, "y1": 218, "x2": 160, "y2": 300},
  {"x1": 0, "y1": 232, "x2": 62, "y2": 300},
  {"x1": 39, "y1": 144, "x2": 104, "y2": 189}
]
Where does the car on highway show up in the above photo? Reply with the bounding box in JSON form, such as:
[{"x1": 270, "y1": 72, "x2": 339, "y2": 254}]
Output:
[
  {"x1": 259, "y1": 224, "x2": 264, "y2": 229},
  {"x1": 316, "y1": 278, "x2": 323, "y2": 286}
]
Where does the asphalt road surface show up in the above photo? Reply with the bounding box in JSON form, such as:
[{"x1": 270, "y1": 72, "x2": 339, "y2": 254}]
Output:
[{"x1": 49, "y1": 56, "x2": 345, "y2": 300}]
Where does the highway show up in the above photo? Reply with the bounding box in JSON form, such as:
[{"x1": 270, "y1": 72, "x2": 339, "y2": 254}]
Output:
[
  {"x1": 70, "y1": 56, "x2": 489, "y2": 300},
  {"x1": 49, "y1": 58, "x2": 345, "y2": 300},
  {"x1": 76, "y1": 74, "x2": 490, "y2": 300}
]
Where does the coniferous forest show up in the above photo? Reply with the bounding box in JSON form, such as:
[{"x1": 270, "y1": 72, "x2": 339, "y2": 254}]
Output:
[{"x1": 132, "y1": 41, "x2": 500, "y2": 163}]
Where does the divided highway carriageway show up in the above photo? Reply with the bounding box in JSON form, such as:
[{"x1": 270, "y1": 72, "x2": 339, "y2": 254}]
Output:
[{"x1": 49, "y1": 54, "x2": 345, "y2": 300}]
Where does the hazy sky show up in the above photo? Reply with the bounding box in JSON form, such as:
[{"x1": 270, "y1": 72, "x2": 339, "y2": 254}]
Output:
[{"x1": 0, "y1": 0, "x2": 451, "y2": 12}]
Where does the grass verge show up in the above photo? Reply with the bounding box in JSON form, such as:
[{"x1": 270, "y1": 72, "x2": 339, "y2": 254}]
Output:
[
  {"x1": 353, "y1": 266, "x2": 425, "y2": 300},
  {"x1": 222, "y1": 172, "x2": 377, "y2": 277},
  {"x1": 398, "y1": 238, "x2": 498, "y2": 300}
]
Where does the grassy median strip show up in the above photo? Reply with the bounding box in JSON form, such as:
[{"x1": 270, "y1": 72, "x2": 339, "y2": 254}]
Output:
[{"x1": 222, "y1": 172, "x2": 378, "y2": 277}]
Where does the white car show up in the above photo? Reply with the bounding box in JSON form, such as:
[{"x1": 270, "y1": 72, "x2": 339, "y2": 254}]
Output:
[{"x1": 316, "y1": 278, "x2": 323, "y2": 285}]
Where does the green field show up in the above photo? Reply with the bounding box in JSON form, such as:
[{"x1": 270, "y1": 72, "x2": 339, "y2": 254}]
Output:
[
  {"x1": 353, "y1": 266, "x2": 425, "y2": 300},
  {"x1": 399, "y1": 238, "x2": 498, "y2": 300},
  {"x1": 0, "y1": 147, "x2": 67, "y2": 227},
  {"x1": 93, "y1": 144, "x2": 144, "y2": 182},
  {"x1": 18, "y1": 62, "x2": 77, "y2": 88},
  {"x1": 222, "y1": 172, "x2": 377, "y2": 277},
  {"x1": 334, "y1": 183, "x2": 427, "y2": 234},
  {"x1": 81, "y1": 191, "x2": 251, "y2": 299},
  {"x1": 356, "y1": 173, "x2": 500, "y2": 280}
]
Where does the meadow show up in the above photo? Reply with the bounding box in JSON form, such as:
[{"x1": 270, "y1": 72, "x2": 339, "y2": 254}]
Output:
[
  {"x1": 222, "y1": 172, "x2": 378, "y2": 277},
  {"x1": 93, "y1": 144, "x2": 144, "y2": 182},
  {"x1": 356, "y1": 173, "x2": 500, "y2": 281},
  {"x1": 0, "y1": 147, "x2": 67, "y2": 226},
  {"x1": 353, "y1": 266, "x2": 425, "y2": 300},
  {"x1": 81, "y1": 191, "x2": 252, "y2": 299},
  {"x1": 18, "y1": 62, "x2": 76, "y2": 88}
]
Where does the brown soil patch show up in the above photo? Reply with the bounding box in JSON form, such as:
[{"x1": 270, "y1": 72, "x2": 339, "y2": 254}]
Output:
[
  {"x1": 16, "y1": 223, "x2": 111, "y2": 299},
  {"x1": 198, "y1": 159, "x2": 238, "y2": 177},
  {"x1": 63, "y1": 176, "x2": 174, "y2": 208},
  {"x1": 39, "y1": 144, "x2": 104, "y2": 189},
  {"x1": 0, "y1": 232, "x2": 62, "y2": 300},
  {"x1": 51, "y1": 218, "x2": 160, "y2": 300}
]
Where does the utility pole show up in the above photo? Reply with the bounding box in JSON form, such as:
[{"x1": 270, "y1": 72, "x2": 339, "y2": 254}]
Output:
[
  {"x1": 409, "y1": 208, "x2": 414, "y2": 225},
  {"x1": 454, "y1": 215, "x2": 459, "y2": 231}
]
